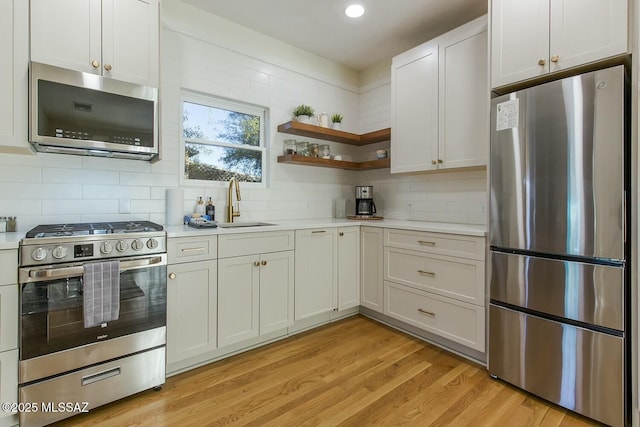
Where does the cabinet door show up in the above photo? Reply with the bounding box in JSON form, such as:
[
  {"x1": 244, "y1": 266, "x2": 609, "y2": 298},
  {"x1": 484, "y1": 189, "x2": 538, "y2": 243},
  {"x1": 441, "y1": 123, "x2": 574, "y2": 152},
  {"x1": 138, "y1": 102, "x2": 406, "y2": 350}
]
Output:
[
  {"x1": 218, "y1": 255, "x2": 260, "y2": 347},
  {"x1": 0, "y1": 0, "x2": 30, "y2": 154},
  {"x1": 0, "y1": 285, "x2": 18, "y2": 353},
  {"x1": 360, "y1": 227, "x2": 384, "y2": 312},
  {"x1": 549, "y1": 0, "x2": 627, "y2": 73},
  {"x1": 490, "y1": 0, "x2": 549, "y2": 88},
  {"x1": 259, "y1": 251, "x2": 294, "y2": 334},
  {"x1": 439, "y1": 19, "x2": 489, "y2": 169},
  {"x1": 294, "y1": 229, "x2": 337, "y2": 320},
  {"x1": 30, "y1": 0, "x2": 102, "y2": 75},
  {"x1": 166, "y1": 261, "x2": 217, "y2": 365},
  {"x1": 391, "y1": 43, "x2": 439, "y2": 173},
  {"x1": 0, "y1": 349, "x2": 18, "y2": 427},
  {"x1": 102, "y1": 0, "x2": 160, "y2": 86},
  {"x1": 337, "y1": 227, "x2": 360, "y2": 311}
]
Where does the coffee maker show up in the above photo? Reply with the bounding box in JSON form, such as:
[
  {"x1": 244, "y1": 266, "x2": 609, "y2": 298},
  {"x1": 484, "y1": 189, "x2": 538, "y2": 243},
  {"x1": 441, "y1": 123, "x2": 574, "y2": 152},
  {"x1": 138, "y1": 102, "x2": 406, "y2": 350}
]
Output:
[{"x1": 355, "y1": 186, "x2": 376, "y2": 216}]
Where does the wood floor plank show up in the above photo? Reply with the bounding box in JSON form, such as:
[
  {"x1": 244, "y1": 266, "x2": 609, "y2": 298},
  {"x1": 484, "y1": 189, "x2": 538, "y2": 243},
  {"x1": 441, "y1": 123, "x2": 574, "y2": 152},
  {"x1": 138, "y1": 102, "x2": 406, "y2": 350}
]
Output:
[{"x1": 53, "y1": 315, "x2": 601, "y2": 427}]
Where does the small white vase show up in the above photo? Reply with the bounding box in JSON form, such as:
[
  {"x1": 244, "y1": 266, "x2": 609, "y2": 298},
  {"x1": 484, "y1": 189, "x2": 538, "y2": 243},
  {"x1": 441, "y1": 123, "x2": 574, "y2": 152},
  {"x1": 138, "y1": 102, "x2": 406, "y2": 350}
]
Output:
[
  {"x1": 331, "y1": 122, "x2": 341, "y2": 130},
  {"x1": 296, "y1": 115, "x2": 311, "y2": 124}
]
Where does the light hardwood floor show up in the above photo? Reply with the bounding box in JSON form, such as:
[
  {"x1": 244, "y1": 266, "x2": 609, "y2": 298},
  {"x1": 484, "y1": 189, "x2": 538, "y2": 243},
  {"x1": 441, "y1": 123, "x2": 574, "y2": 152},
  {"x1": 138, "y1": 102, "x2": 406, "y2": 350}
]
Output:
[{"x1": 54, "y1": 316, "x2": 600, "y2": 426}]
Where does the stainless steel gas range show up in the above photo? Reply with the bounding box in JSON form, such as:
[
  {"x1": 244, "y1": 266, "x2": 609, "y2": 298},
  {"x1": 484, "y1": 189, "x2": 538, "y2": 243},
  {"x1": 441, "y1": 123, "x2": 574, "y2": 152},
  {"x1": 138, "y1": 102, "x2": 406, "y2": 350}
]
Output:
[{"x1": 18, "y1": 221, "x2": 167, "y2": 427}]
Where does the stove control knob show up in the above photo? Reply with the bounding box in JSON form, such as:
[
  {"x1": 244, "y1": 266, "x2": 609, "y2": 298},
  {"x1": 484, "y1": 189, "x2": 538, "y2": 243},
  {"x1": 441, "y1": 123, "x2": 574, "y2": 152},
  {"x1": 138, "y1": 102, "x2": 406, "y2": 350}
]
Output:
[
  {"x1": 116, "y1": 241, "x2": 128, "y2": 252},
  {"x1": 52, "y1": 246, "x2": 68, "y2": 259},
  {"x1": 100, "y1": 242, "x2": 113, "y2": 254},
  {"x1": 32, "y1": 247, "x2": 47, "y2": 261},
  {"x1": 146, "y1": 238, "x2": 159, "y2": 249},
  {"x1": 131, "y1": 239, "x2": 144, "y2": 251}
]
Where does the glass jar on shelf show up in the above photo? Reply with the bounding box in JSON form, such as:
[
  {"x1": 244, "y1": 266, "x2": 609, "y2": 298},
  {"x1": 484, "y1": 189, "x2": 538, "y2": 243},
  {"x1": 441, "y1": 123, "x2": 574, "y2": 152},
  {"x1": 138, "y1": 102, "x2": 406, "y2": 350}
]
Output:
[
  {"x1": 283, "y1": 139, "x2": 297, "y2": 155},
  {"x1": 296, "y1": 141, "x2": 309, "y2": 156},
  {"x1": 308, "y1": 143, "x2": 320, "y2": 158},
  {"x1": 319, "y1": 144, "x2": 330, "y2": 159}
]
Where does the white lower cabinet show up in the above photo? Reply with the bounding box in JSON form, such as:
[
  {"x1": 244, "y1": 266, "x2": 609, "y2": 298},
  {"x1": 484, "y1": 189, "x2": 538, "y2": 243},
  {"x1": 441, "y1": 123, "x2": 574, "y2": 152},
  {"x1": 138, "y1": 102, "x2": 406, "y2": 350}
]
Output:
[
  {"x1": 218, "y1": 231, "x2": 295, "y2": 348},
  {"x1": 0, "y1": 250, "x2": 18, "y2": 427},
  {"x1": 295, "y1": 227, "x2": 359, "y2": 320},
  {"x1": 166, "y1": 260, "x2": 217, "y2": 366},
  {"x1": 166, "y1": 236, "x2": 218, "y2": 371},
  {"x1": 217, "y1": 251, "x2": 294, "y2": 348},
  {"x1": 0, "y1": 349, "x2": 18, "y2": 427},
  {"x1": 360, "y1": 227, "x2": 384, "y2": 313},
  {"x1": 383, "y1": 229, "x2": 486, "y2": 352}
]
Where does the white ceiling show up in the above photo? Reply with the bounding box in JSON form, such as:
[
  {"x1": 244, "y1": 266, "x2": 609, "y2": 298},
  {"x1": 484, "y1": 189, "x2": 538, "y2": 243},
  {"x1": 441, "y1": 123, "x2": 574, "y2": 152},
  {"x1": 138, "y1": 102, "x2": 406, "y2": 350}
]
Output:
[{"x1": 181, "y1": 0, "x2": 488, "y2": 71}]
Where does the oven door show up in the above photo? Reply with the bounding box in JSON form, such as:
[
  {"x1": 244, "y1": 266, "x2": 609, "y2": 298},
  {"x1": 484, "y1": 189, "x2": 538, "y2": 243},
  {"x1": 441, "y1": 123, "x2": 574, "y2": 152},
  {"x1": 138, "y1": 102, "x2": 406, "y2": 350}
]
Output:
[{"x1": 19, "y1": 254, "x2": 166, "y2": 361}]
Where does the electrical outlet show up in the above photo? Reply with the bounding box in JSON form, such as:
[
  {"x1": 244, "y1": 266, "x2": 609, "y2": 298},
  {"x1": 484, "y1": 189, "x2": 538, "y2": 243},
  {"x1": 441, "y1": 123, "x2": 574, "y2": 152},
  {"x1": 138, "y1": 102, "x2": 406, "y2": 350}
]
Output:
[{"x1": 406, "y1": 202, "x2": 413, "y2": 213}]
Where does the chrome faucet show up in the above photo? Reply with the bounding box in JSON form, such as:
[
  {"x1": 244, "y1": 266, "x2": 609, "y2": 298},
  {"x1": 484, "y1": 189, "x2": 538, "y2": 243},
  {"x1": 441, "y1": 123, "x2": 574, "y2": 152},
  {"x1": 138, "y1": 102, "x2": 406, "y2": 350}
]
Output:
[{"x1": 226, "y1": 178, "x2": 241, "y2": 223}]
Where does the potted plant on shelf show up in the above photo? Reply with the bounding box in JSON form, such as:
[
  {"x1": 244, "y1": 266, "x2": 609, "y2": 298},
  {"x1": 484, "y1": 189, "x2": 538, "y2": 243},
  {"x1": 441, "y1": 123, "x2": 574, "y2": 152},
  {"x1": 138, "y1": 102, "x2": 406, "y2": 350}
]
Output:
[
  {"x1": 293, "y1": 104, "x2": 315, "y2": 124},
  {"x1": 331, "y1": 113, "x2": 343, "y2": 130}
]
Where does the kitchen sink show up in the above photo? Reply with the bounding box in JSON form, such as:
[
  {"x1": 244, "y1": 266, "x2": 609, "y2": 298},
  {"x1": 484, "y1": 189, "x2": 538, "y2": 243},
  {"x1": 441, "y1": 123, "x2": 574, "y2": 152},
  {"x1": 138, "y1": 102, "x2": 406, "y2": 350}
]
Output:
[{"x1": 216, "y1": 222, "x2": 276, "y2": 228}]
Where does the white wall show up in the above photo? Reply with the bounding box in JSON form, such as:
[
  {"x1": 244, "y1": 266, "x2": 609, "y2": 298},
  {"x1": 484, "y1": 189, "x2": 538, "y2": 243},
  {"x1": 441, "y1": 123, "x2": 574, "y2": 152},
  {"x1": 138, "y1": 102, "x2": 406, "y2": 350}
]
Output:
[{"x1": 0, "y1": 0, "x2": 487, "y2": 231}]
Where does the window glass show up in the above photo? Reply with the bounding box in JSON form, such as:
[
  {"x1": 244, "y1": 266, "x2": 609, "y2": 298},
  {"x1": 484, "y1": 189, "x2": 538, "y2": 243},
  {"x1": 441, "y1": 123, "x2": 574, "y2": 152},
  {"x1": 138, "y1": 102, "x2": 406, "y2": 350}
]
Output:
[{"x1": 182, "y1": 96, "x2": 266, "y2": 184}]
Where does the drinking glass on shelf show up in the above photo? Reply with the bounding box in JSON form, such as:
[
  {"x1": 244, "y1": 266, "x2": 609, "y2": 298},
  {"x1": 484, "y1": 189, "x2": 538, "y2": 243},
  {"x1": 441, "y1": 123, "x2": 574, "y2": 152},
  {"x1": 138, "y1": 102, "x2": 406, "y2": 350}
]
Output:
[
  {"x1": 296, "y1": 141, "x2": 309, "y2": 156},
  {"x1": 320, "y1": 144, "x2": 330, "y2": 159},
  {"x1": 309, "y1": 143, "x2": 320, "y2": 158},
  {"x1": 283, "y1": 139, "x2": 297, "y2": 155}
]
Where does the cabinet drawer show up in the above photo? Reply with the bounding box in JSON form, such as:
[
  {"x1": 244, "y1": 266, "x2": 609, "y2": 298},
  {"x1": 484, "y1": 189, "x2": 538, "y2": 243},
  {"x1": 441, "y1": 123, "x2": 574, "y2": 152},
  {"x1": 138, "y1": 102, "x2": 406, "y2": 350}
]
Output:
[
  {"x1": 218, "y1": 231, "x2": 294, "y2": 258},
  {"x1": 0, "y1": 250, "x2": 17, "y2": 286},
  {"x1": 384, "y1": 247, "x2": 484, "y2": 306},
  {"x1": 385, "y1": 229, "x2": 485, "y2": 260},
  {"x1": 384, "y1": 281, "x2": 485, "y2": 352},
  {"x1": 167, "y1": 236, "x2": 218, "y2": 264}
]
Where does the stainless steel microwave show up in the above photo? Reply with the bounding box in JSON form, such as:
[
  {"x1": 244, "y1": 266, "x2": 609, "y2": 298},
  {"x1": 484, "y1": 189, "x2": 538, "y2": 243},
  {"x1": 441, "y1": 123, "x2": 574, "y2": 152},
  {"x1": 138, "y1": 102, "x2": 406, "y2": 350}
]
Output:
[{"x1": 29, "y1": 62, "x2": 159, "y2": 161}]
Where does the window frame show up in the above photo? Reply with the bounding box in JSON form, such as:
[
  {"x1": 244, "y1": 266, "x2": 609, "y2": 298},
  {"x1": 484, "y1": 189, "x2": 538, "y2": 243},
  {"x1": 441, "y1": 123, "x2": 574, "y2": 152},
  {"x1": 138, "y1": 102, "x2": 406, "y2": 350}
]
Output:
[{"x1": 179, "y1": 91, "x2": 268, "y2": 188}]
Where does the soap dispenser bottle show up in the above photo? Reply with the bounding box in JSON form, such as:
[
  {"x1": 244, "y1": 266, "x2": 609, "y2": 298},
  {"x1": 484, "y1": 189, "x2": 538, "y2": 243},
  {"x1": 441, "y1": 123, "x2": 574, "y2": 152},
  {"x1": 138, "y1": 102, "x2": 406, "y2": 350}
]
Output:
[
  {"x1": 205, "y1": 197, "x2": 215, "y2": 220},
  {"x1": 194, "y1": 197, "x2": 205, "y2": 215}
]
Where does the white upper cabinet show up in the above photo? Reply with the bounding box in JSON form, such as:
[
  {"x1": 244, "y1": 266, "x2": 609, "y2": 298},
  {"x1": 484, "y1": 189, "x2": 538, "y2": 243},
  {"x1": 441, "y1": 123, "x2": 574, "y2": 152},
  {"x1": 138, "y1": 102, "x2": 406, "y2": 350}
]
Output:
[
  {"x1": 30, "y1": 0, "x2": 159, "y2": 87},
  {"x1": 391, "y1": 43, "x2": 439, "y2": 173},
  {"x1": 491, "y1": 0, "x2": 628, "y2": 89},
  {"x1": 0, "y1": 0, "x2": 30, "y2": 154},
  {"x1": 391, "y1": 16, "x2": 488, "y2": 173}
]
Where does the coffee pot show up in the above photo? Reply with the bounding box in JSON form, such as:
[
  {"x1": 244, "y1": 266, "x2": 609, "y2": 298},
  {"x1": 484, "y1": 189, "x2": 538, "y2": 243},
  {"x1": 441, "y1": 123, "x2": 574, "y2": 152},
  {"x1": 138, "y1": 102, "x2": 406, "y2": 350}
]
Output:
[{"x1": 355, "y1": 186, "x2": 376, "y2": 216}]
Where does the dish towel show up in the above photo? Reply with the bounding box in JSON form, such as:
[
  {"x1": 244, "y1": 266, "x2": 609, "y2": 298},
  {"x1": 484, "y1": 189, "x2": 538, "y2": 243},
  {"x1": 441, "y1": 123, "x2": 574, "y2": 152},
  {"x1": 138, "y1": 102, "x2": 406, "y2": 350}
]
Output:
[{"x1": 83, "y1": 260, "x2": 120, "y2": 328}]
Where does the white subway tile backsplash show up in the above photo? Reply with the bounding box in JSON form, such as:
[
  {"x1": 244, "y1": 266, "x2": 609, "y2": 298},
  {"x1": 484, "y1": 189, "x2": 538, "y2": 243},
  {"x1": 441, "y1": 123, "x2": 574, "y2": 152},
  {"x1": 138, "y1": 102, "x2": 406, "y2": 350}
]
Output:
[{"x1": 42, "y1": 168, "x2": 119, "y2": 185}]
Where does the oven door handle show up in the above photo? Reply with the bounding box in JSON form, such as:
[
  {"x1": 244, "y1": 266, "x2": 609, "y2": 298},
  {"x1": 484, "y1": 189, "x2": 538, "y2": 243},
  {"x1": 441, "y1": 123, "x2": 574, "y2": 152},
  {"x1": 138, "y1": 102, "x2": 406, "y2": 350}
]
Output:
[{"x1": 24, "y1": 255, "x2": 167, "y2": 282}]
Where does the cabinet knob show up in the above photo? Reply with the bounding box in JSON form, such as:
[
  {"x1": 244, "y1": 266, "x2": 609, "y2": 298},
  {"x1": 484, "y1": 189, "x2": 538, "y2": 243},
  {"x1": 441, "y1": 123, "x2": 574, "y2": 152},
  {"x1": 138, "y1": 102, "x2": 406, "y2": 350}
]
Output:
[
  {"x1": 168, "y1": 273, "x2": 176, "y2": 280},
  {"x1": 431, "y1": 160, "x2": 437, "y2": 165},
  {"x1": 91, "y1": 60, "x2": 100, "y2": 69},
  {"x1": 253, "y1": 261, "x2": 260, "y2": 267},
  {"x1": 538, "y1": 59, "x2": 546, "y2": 66},
  {"x1": 339, "y1": 232, "x2": 344, "y2": 237},
  {"x1": 104, "y1": 63, "x2": 113, "y2": 71},
  {"x1": 550, "y1": 55, "x2": 559, "y2": 63},
  {"x1": 437, "y1": 159, "x2": 443, "y2": 164},
  {"x1": 261, "y1": 260, "x2": 267, "y2": 266}
]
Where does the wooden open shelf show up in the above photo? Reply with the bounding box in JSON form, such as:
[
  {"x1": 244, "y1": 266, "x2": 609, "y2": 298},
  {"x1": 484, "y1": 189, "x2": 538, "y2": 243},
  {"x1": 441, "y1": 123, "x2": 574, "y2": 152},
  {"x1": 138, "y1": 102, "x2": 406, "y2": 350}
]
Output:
[
  {"x1": 277, "y1": 154, "x2": 390, "y2": 171},
  {"x1": 277, "y1": 121, "x2": 390, "y2": 146}
]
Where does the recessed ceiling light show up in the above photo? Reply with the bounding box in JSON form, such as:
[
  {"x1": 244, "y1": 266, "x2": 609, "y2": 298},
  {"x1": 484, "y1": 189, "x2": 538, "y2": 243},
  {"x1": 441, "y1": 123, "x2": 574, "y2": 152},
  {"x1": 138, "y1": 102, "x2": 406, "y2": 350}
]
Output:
[{"x1": 345, "y1": 4, "x2": 365, "y2": 18}]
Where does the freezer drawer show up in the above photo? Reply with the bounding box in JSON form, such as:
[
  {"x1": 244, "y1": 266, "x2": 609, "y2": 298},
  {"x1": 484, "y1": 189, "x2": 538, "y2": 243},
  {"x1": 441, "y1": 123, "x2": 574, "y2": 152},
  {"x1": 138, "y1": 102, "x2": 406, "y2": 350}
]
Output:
[
  {"x1": 489, "y1": 304, "x2": 623, "y2": 427},
  {"x1": 490, "y1": 251, "x2": 624, "y2": 331}
]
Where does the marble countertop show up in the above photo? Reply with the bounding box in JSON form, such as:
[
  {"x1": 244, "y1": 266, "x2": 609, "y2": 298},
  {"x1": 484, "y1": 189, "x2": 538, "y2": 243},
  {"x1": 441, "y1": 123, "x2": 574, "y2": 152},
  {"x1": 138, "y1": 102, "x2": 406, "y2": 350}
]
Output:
[
  {"x1": 0, "y1": 219, "x2": 487, "y2": 251},
  {"x1": 166, "y1": 218, "x2": 486, "y2": 238}
]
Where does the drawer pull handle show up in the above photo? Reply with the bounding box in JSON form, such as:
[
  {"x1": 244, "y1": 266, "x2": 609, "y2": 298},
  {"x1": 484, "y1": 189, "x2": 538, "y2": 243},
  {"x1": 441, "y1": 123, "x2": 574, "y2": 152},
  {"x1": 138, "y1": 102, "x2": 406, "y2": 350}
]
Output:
[
  {"x1": 417, "y1": 270, "x2": 435, "y2": 277},
  {"x1": 82, "y1": 367, "x2": 121, "y2": 386},
  {"x1": 417, "y1": 240, "x2": 436, "y2": 246},
  {"x1": 312, "y1": 230, "x2": 326, "y2": 234},
  {"x1": 418, "y1": 308, "x2": 436, "y2": 317},
  {"x1": 181, "y1": 247, "x2": 206, "y2": 253}
]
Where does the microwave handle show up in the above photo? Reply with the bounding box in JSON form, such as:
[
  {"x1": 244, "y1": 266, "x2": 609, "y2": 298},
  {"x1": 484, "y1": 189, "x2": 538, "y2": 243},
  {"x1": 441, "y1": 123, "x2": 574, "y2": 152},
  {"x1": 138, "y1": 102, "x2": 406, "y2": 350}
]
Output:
[{"x1": 24, "y1": 255, "x2": 166, "y2": 282}]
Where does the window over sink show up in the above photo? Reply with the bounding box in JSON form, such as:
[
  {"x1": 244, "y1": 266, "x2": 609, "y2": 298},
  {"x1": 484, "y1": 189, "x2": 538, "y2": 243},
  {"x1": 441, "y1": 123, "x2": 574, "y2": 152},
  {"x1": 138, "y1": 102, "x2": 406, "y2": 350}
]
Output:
[{"x1": 181, "y1": 92, "x2": 267, "y2": 185}]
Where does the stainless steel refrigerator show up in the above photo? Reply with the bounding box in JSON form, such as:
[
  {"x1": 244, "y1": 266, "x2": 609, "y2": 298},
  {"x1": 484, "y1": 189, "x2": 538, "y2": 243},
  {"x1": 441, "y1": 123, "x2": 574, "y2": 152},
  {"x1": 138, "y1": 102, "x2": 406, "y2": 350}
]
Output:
[{"x1": 488, "y1": 65, "x2": 628, "y2": 427}]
